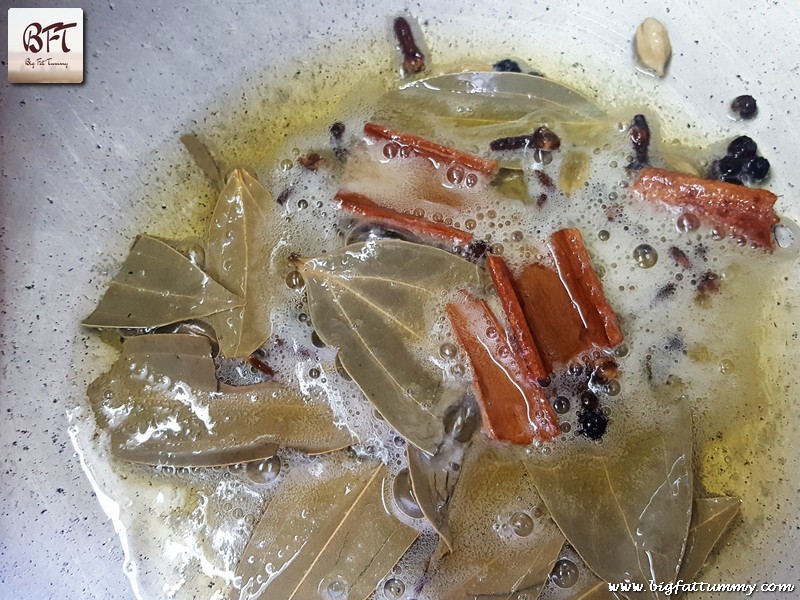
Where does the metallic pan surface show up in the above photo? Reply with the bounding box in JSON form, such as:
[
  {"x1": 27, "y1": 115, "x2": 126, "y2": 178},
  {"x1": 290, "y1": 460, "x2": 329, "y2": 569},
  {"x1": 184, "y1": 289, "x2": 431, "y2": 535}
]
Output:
[{"x1": 1, "y1": 1, "x2": 798, "y2": 598}]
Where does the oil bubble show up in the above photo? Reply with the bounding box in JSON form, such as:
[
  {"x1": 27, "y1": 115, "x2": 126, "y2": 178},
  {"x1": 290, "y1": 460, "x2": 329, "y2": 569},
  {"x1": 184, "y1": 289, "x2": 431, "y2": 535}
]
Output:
[
  {"x1": 551, "y1": 558, "x2": 579, "y2": 588},
  {"x1": 439, "y1": 342, "x2": 458, "y2": 359},
  {"x1": 676, "y1": 213, "x2": 700, "y2": 233},
  {"x1": 286, "y1": 270, "x2": 304, "y2": 289},
  {"x1": 393, "y1": 469, "x2": 423, "y2": 519},
  {"x1": 446, "y1": 164, "x2": 465, "y2": 185},
  {"x1": 633, "y1": 244, "x2": 658, "y2": 268},
  {"x1": 510, "y1": 511, "x2": 534, "y2": 537},
  {"x1": 319, "y1": 576, "x2": 349, "y2": 600},
  {"x1": 246, "y1": 455, "x2": 281, "y2": 485},
  {"x1": 443, "y1": 402, "x2": 478, "y2": 442},
  {"x1": 383, "y1": 578, "x2": 405, "y2": 599},
  {"x1": 383, "y1": 142, "x2": 400, "y2": 159},
  {"x1": 552, "y1": 396, "x2": 571, "y2": 414},
  {"x1": 598, "y1": 229, "x2": 610, "y2": 241}
]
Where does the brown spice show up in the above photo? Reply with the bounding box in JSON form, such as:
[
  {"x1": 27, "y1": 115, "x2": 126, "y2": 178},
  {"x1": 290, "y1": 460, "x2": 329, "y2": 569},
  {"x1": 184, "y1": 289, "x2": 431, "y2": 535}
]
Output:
[
  {"x1": 335, "y1": 191, "x2": 474, "y2": 248},
  {"x1": 632, "y1": 167, "x2": 779, "y2": 249},
  {"x1": 446, "y1": 291, "x2": 560, "y2": 444},
  {"x1": 393, "y1": 16, "x2": 426, "y2": 76}
]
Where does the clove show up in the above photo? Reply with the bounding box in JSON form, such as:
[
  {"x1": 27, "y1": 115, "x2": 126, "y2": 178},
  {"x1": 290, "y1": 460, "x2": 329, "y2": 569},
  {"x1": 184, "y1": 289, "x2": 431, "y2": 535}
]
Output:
[
  {"x1": 628, "y1": 114, "x2": 651, "y2": 169},
  {"x1": 393, "y1": 16, "x2": 426, "y2": 76}
]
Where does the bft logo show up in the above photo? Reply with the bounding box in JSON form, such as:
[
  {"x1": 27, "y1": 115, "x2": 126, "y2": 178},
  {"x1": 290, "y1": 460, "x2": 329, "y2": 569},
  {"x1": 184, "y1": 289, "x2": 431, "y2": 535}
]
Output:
[
  {"x1": 8, "y1": 8, "x2": 84, "y2": 83},
  {"x1": 23, "y1": 21, "x2": 78, "y2": 54}
]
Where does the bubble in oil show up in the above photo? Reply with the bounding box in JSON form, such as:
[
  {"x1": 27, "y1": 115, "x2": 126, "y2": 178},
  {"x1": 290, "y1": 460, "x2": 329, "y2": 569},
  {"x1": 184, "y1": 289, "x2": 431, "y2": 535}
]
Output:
[
  {"x1": 383, "y1": 142, "x2": 400, "y2": 159},
  {"x1": 443, "y1": 402, "x2": 478, "y2": 442},
  {"x1": 552, "y1": 396, "x2": 570, "y2": 414},
  {"x1": 773, "y1": 223, "x2": 795, "y2": 248},
  {"x1": 246, "y1": 455, "x2": 281, "y2": 485},
  {"x1": 286, "y1": 270, "x2": 304, "y2": 289},
  {"x1": 614, "y1": 343, "x2": 630, "y2": 357},
  {"x1": 383, "y1": 577, "x2": 406, "y2": 599},
  {"x1": 719, "y1": 359, "x2": 735, "y2": 374},
  {"x1": 279, "y1": 158, "x2": 293, "y2": 171},
  {"x1": 446, "y1": 164, "x2": 465, "y2": 185},
  {"x1": 510, "y1": 511, "x2": 534, "y2": 537},
  {"x1": 676, "y1": 213, "x2": 700, "y2": 233},
  {"x1": 511, "y1": 230, "x2": 524, "y2": 242},
  {"x1": 393, "y1": 469, "x2": 423, "y2": 519},
  {"x1": 319, "y1": 575, "x2": 349, "y2": 600},
  {"x1": 550, "y1": 558, "x2": 579, "y2": 588},
  {"x1": 598, "y1": 229, "x2": 610, "y2": 241},
  {"x1": 632, "y1": 244, "x2": 658, "y2": 268},
  {"x1": 311, "y1": 331, "x2": 326, "y2": 348},
  {"x1": 439, "y1": 342, "x2": 458, "y2": 359}
]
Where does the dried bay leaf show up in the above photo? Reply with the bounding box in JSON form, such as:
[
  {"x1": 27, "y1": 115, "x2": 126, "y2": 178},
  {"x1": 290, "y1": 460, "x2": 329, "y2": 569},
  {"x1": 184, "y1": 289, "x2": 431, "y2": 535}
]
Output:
[
  {"x1": 180, "y1": 134, "x2": 224, "y2": 191},
  {"x1": 551, "y1": 497, "x2": 741, "y2": 600},
  {"x1": 524, "y1": 396, "x2": 693, "y2": 599},
  {"x1": 88, "y1": 333, "x2": 352, "y2": 466},
  {"x1": 423, "y1": 437, "x2": 565, "y2": 599},
  {"x1": 236, "y1": 461, "x2": 418, "y2": 600},
  {"x1": 678, "y1": 497, "x2": 741, "y2": 581},
  {"x1": 297, "y1": 240, "x2": 484, "y2": 454},
  {"x1": 82, "y1": 234, "x2": 244, "y2": 329},
  {"x1": 206, "y1": 169, "x2": 286, "y2": 358},
  {"x1": 407, "y1": 399, "x2": 477, "y2": 550}
]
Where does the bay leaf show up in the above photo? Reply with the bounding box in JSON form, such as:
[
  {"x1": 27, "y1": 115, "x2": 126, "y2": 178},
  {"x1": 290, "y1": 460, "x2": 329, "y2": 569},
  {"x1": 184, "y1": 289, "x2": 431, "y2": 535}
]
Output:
[
  {"x1": 423, "y1": 437, "x2": 566, "y2": 599},
  {"x1": 180, "y1": 133, "x2": 223, "y2": 190},
  {"x1": 547, "y1": 497, "x2": 741, "y2": 600},
  {"x1": 82, "y1": 234, "x2": 244, "y2": 329},
  {"x1": 297, "y1": 240, "x2": 484, "y2": 454},
  {"x1": 524, "y1": 396, "x2": 693, "y2": 599},
  {"x1": 678, "y1": 497, "x2": 741, "y2": 581},
  {"x1": 206, "y1": 168, "x2": 286, "y2": 358},
  {"x1": 88, "y1": 333, "x2": 353, "y2": 466},
  {"x1": 375, "y1": 71, "x2": 610, "y2": 154},
  {"x1": 236, "y1": 461, "x2": 419, "y2": 600},
  {"x1": 406, "y1": 399, "x2": 476, "y2": 550}
]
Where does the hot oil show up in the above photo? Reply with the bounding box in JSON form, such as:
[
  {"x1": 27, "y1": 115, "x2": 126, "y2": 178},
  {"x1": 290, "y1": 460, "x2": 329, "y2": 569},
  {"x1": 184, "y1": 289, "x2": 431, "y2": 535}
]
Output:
[{"x1": 70, "y1": 33, "x2": 800, "y2": 600}]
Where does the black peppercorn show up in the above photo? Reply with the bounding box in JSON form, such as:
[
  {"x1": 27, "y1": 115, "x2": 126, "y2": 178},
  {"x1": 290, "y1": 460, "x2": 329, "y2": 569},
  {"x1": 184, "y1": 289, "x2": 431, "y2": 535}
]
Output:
[
  {"x1": 730, "y1": 95, "x2": 758, "y2": 120},
  {"x1": 726, "y1": 135, "x2": 758, "y2": 159},
  {"x1": 493, "y1": 59, "x2": 522, "y2": 73},
  {"x1": 744, "y1": 156, "x2": 770, "y2": 182}
]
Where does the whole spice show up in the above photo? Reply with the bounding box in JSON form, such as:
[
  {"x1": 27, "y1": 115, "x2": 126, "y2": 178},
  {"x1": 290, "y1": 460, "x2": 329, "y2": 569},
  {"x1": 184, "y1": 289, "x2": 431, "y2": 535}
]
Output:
[
  {"x1": 489, "y1": 127, "x2": 561, "y2": 153},
  {"x1": 335, "y1": 191, "x2": 475, "y2": 249},
  {"x1": 634, "y1": 17, "x2": 672, "y2": 77},
  {"x1": 393, "y1": 16, "x2": 426, "y2": 76},
  {"x1": 730, "y1": 94, "x2": 758, "y2": 120},
  {"x1": 631, "y1": 167, "x2": 779, "y2": 249},
  {"x1": 628, "y1": 114, "x2": 651, "y2": 168},
  {"x1": 365, "y1": 122, "x2": 498, "y2": 176},
  {"x1": 446, "y1": 291, "x2": 560, "y2": 444}
]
